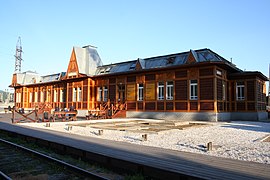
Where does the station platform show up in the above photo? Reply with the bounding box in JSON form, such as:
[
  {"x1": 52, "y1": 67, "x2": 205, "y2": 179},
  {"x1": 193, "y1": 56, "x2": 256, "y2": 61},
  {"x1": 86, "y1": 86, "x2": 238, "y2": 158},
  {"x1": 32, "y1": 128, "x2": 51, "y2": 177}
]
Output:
[{"x1": 0, "y1": 114, "x2": 269, "y2": 180}]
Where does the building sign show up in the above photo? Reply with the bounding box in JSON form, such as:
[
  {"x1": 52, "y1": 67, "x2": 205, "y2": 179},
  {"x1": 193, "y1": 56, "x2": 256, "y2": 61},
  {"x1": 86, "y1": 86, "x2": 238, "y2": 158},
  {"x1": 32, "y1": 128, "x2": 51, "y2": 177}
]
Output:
[
  {"x1": 146, "y1": 82, "x2": 155, "y2": 100},
  {"x1": 127, "y1": 84, "x2": 136, "y2": 101}
]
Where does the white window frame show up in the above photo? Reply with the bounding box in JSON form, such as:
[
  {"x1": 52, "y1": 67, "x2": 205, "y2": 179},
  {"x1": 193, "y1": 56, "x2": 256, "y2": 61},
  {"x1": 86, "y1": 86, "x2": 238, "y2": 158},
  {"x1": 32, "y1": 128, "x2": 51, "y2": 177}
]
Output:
[
  {"x1": 40, "y1": 91, "x2": 44, "y2": 102},
  {"x1": 54, "y1": 90, "x2": 58, "y2": 102},
  {"x1": 34, "y1": 92, "x2": 38, "y2": 102},
  {"x1": 157, "y1": 82, "x2": 164, "y2": 100},
  {"x1": 46, "y1": 90, "x2": 50, "y2": 102},
  {"x1": 77, "y1": 87, "x2": 82, "y2": 102},
  {"x1": 190, "y1": 80, "x2": 198, "y2": 100},
  {"x1": 60, "y1": 89, "x2": 64, "y2": 102},
  {"x1": 73, "y1": 88, "x2": 77, "y2": 102},
  {"x1": 138, "y1": 84, "x2": 144, "y2": 101},
  {"x1": 29, "y1": 92, "x2": 33, "y2": 103},
  {"x1": 97, "y1": 87, "x2": 102, "y2": 101},
  {"x1": 103, "y1": 86, "x2": 108, "y2": 102},
  {"x1": 216, "y1": 70, "x2": 222, "y2": 76},
  {"x1": 236, "y1": 82, "x2": 245, "y2": 100},
  {"x1": 16, "y1": 92, "x2": 21, "y2": 103},
  {"x1": 222, "y1": 81, "x2": 226, "y2": 100},
  {"x1": 166, "y1": 81, "x2": 174, "y2": 100}
]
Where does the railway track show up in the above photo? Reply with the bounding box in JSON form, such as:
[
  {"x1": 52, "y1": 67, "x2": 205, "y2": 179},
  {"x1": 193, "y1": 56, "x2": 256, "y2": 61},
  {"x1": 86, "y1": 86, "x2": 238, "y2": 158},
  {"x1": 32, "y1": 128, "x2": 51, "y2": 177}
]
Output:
[{"x1": 0, "y1": 138, "x2": 110, "y2": 180}]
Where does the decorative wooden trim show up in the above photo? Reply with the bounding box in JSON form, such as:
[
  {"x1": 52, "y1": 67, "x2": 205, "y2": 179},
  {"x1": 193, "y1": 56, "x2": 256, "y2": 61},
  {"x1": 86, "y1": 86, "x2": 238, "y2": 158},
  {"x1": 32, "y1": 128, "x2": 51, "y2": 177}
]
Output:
[{"x1": 66, "y1": 48, "x2": 79, "y2": 78}]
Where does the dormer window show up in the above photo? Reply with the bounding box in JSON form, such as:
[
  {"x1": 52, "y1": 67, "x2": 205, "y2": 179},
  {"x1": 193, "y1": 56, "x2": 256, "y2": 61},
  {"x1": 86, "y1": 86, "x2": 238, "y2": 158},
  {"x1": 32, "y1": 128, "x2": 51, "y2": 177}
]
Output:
[
  {"x1": 99, "y1": 69, "x2": 105, "y2": 74},
  {"x1": 166, "y1": 57, "x2": 175, "y2": 64},
  {"x1": 129, "y1": 63, "x2": 136, "y2": 70},
  {"x1": 105, "y1": 67, "x2": 112, "y2": 72}
]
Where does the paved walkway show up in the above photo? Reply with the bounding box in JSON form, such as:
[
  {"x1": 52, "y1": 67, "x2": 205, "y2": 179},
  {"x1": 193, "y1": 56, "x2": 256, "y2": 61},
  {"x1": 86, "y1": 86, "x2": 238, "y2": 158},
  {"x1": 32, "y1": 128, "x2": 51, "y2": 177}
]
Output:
[{"x1": 0, "y1": 113, "x2": 269, "y2": 180}]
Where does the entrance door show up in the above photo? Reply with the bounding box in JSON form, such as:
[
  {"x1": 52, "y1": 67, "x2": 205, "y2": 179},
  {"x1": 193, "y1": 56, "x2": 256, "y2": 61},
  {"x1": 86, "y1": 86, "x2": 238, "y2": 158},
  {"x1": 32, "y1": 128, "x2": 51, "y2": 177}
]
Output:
[{"x1": 117, "y1": 84, "x2": 125, "y2": 103}]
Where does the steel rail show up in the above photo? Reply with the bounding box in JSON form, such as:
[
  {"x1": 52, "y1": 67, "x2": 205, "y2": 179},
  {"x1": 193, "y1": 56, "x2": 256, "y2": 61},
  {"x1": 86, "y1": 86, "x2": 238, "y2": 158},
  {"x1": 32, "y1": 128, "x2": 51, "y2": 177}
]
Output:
[
  {"x1": 0, "y1": 170, "x2": 12, "y2": 180},
  {"x1": 0, "y1": 138, "x2": 110, "y2": 180}
]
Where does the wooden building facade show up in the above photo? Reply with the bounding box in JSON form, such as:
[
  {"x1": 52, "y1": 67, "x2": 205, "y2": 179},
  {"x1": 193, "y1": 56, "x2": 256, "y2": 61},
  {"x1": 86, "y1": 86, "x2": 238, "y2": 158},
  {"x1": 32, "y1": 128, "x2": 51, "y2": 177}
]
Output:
[{"x1": 10, "y1": 46, "x2": 268, "y2": 121}]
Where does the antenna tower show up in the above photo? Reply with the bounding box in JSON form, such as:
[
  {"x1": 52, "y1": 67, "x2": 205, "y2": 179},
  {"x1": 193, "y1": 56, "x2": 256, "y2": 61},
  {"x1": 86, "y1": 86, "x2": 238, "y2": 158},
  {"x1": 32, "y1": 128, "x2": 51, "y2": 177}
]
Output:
[{"x1": 14, "y1": 37, "x2": 23, "y2": 73}]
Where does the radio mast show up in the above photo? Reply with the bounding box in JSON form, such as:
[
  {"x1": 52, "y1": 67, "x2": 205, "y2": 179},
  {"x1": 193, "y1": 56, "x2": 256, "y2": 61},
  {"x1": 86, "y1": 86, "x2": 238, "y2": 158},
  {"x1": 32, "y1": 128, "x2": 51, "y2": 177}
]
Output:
[{"x1": 14, "y1": 37, "x2": 22, "y2": 73}]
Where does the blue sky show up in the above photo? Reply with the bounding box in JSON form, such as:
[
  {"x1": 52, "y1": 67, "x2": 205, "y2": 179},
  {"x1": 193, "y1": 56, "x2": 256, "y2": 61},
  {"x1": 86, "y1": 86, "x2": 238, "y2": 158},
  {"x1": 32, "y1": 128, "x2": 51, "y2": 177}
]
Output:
[{"x1": 0, "y1": 0, "x2": 269, "y2": 91}]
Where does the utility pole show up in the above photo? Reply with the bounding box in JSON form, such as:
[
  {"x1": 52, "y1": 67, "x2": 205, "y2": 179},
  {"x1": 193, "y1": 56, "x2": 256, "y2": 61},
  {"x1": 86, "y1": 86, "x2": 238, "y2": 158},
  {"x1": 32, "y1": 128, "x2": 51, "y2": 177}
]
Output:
[{"x1": 14, "y1": 37, "x2": 22, "y2": 73}]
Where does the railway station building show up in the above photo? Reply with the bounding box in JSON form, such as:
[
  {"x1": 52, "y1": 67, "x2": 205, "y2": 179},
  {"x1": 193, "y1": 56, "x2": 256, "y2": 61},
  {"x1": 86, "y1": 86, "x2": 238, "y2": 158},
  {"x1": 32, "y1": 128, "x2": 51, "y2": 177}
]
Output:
[{"x1": 10, "y1": 45, "x2": 268, "y2": 121}]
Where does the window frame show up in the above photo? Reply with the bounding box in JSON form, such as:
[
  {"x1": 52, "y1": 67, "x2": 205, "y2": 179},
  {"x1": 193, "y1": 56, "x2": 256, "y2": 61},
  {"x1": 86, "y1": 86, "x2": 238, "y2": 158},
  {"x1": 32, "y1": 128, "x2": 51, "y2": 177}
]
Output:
[
  {"x1": 73, "y1": 88, "x2": 77, "y2": 102},
  {"x1": 157, "y1": 82, "x2": 164, "y2": 100},
  {"x1": 34, "y1": 91, "x2": 38, "y2": 102},
  {"x1": 103, "y1": 86, "x2": 108, "y2": 102},
  {"x1": 54, "y1": 90, "x2": 58, "y2": 102},
  {"x1": 236, "y1": 82, "x2": 245, "y2": 101},
  {"x1": 97, "y1": 87, "x2": 103, "y2": 101},
  {"x1": 222, "y1": 81, "x2": 226, "y2": 100},
  {"x1": 138, "y1": 83, "x2": 144, "y2": 101},
  {"x1": 29, "y1": 92, "x2": 33, "y2": 103},
  {"x1": 60, "y1": 89, "x2": 64, "y2": 102},
  {"x1": 190, "y1": 80, "x2": 198, "y2": 100},
  {"x1": 166, "y1": 81, "x2": 174, "y2": 100},
  {"x1": 77, "y1": 87, "x2": 82, "y2": 102},
  {"x1": 40, "y1": 91, "x2": 44, "y2": 102}
]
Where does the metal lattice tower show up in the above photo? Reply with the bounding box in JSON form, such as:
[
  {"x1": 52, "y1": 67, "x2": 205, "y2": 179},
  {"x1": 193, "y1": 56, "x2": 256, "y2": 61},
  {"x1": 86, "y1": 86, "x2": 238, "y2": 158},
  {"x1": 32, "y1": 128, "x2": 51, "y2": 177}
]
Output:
[{"x1": 14, "y1": 37, "x2": 22, "y2": 73}]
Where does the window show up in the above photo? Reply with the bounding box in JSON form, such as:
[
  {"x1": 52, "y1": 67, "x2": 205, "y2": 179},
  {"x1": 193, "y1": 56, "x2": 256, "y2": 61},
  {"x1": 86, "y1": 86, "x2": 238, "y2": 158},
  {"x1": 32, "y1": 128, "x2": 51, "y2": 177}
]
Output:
[
  {"x1": 129, "y1": 63, "x2": 136, "y2": 70},
  {"x1": 73, "y1": 88, "x2": 77, "y2": 102},
  {"x1": 29, "y1": 92, "x2": 33, "y2": 103},
  {"x1": 166, "y1": 81, "x2": 174, "y2": 100},
  {"x1": 222, "y1": 81, "x2": 226, "y2": 100},
  {"x1": 46, "y1": 90, "x2": 51, "y2": 102},
  {"x1": 105, "y1": 67, "x2": 112, "y2": 72},
  {"x1": 34, "y1": 92, "x2": 38, "y2": 102},
  {"x1": 97, "y1": 87, "x2": 102, "y2": 101},
  {"x1": 77, "y1": 87, "x2": 82, "y2": 102},
  {"x1": 103, "y1": 86, "x2": 108, "y2": 102},
  {"x1": 54, "y1": 90, "x2": 58, "y2": 102},
  {"x1": 40, "y1": 91, "x2": 44, "y2": 102},
  {"x1": 157, "y1": 82, "x2": 164, "y2": 100},
  {"x1": 138, "y1": 84, "x2": 144, "y2": 101},
  {"x1": 216, "y1": 70, "x2": 222, "y2": 76},
  {"x1": 16, "y1": 92, "x2": 21, "y2": 102},
  {"x1": 236, "y1": 82, "x2": 245, "y2": 100},
  {"x1": 190, "y1": 80, "x2": 198, "y2": 100},
  {"x1": 60, "y1": 89, "x2": 64, "y2": 102}
]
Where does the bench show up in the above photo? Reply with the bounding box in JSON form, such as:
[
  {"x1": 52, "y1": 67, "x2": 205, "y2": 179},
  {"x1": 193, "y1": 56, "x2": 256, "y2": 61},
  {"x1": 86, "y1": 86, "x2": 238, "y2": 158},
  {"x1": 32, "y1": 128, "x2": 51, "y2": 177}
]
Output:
[
  {"x1": 4, "y1": 108, "x2": 9, "y2": 113},
  {"x1": 53, "y1": 111, "x2": 77, "y2": 122},
  {"x1": 86, "y1": 110, "x2": 106, "y2": 120}
]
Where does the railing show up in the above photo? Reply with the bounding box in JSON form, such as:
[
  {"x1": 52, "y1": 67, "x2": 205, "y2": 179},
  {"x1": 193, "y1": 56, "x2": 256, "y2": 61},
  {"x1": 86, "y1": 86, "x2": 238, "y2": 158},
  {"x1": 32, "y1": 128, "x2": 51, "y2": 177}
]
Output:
[
  {"x1": 94, "y1": 100, "x2": 126, "y2": 118},
  {"x1": 112, "y1": 101, "x2": 126, "y2": 116}
]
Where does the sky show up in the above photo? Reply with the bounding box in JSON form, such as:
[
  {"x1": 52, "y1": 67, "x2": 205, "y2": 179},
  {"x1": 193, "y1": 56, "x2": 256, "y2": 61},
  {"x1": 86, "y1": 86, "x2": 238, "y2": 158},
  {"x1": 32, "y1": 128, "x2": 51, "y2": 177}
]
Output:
[{"x1": 0, "y1": 0, "x2": 269, "y2": 92}]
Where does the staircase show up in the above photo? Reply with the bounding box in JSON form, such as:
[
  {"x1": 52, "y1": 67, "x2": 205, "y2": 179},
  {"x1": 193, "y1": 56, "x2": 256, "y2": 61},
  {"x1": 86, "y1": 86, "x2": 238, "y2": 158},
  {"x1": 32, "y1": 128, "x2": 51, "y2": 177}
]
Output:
[
  {"x1": 112, "y1": 110, "x2": 126, "y2": 118},
  {"x1": 98, "y1": 100, "x2": 127, "y2": 119}
]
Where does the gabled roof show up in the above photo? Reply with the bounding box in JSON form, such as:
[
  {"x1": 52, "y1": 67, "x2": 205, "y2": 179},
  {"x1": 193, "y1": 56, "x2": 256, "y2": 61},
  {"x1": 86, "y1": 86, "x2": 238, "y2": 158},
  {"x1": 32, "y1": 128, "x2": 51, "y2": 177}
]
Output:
[
  {"x1": 15, "y1": 71, "x2": 41, "y2": 85},
  {"x1": 13, "y1": 71, "x2": 65, "y2": 86},
  {"x1": 95, "y1": 48, "x2": 240, "y2": 75},
  {"x1": 41, "y1": 73, "x2": 63, "y2": 83},
  {"x1": 73, "y1": 46, "x2": 103, "y2": 76}
]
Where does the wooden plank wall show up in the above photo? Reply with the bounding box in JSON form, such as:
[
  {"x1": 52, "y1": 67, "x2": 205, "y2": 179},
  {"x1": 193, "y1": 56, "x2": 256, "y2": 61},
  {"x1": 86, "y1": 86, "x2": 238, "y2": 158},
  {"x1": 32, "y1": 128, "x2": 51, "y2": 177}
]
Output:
[
  {"x1": 13, "y1": 65, "x2": 267, "y2": 113},
  {"x1": 93, "y1": 65, "x2": 228, "y2": 113}
]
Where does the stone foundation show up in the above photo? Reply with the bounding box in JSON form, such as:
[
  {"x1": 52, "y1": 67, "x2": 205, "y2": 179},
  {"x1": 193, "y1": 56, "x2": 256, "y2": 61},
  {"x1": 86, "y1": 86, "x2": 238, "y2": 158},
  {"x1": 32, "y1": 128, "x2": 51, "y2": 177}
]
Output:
[{"x1": 126, "y1": 111, "x2": 268, "y2": 121}]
